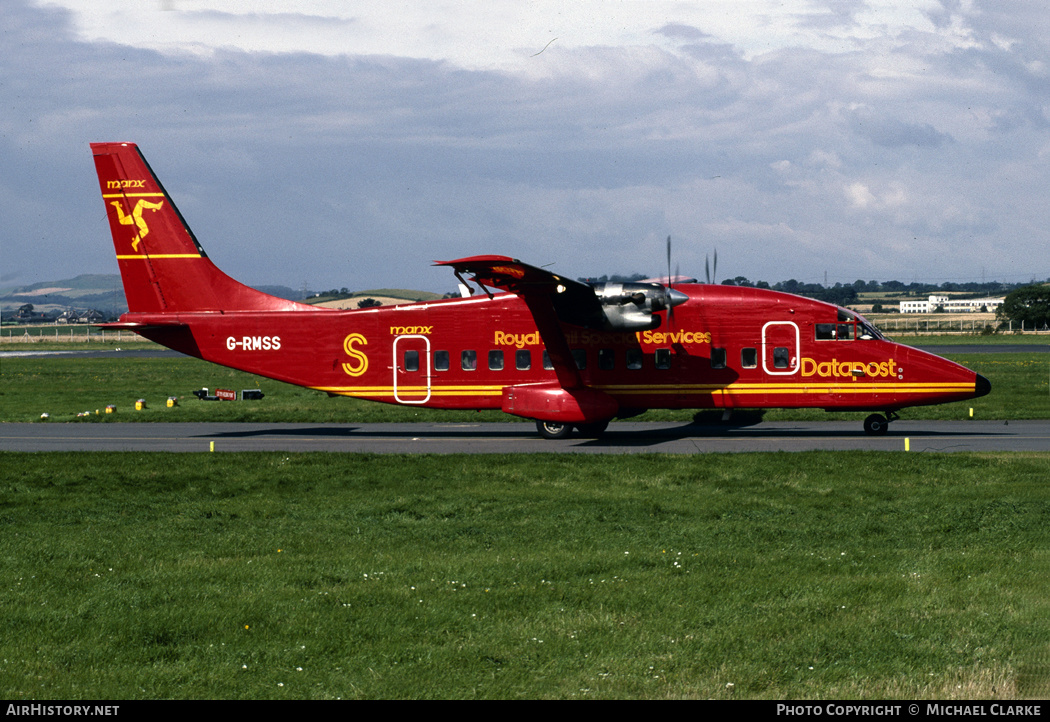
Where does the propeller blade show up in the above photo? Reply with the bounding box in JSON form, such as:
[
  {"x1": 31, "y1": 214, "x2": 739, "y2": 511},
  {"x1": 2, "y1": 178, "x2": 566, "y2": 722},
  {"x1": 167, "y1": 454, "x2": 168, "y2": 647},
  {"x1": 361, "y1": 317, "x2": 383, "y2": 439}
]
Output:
[
  {"x1": 669, "y1": 260, "x2": 680, "y2": 326},
  {"x1": 666, "y1": 236, "x2": 672, "y2": 286}
]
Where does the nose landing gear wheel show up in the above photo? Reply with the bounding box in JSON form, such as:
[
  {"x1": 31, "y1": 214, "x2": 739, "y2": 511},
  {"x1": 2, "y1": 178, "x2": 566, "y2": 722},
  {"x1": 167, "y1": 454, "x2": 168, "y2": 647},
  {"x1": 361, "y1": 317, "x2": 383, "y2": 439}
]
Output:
[
  {"x1": 536, "y1": 420, "x2": 573, "y2": 440},
  {"x1": 864, "y1": 413, "x2": 889, "y2": 435}
]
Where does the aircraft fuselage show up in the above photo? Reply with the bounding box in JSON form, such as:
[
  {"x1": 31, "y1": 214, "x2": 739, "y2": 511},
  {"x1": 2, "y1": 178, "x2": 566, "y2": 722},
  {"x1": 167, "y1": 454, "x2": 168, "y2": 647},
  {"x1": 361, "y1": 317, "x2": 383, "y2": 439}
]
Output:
[{"x1": 127, "y1": 285, "x2": 983, "y2": 417}]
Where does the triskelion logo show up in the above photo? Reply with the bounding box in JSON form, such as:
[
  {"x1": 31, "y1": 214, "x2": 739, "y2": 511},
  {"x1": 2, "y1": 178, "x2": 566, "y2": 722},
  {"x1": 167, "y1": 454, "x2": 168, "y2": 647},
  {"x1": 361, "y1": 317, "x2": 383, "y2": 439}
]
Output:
[{"x1": 110, "y1": 199, "x2": 164, "y2": 251}]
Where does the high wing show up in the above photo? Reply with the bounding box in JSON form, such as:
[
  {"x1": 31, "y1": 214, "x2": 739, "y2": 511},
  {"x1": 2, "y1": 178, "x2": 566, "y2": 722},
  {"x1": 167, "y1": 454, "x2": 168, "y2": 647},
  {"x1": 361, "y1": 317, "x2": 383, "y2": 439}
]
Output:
[
  {"x1": 435, "y1": 256, "x2": 598, "y2": 388},
  {"x1": 434, "y1": 255, "x2": 605, "y2": 328},
  {"x1": 435, "y1": 255, "x2": 688, "y2": 331},
  {"x1": 435, "y1": 254, "x2": 690, "y2": 390}
]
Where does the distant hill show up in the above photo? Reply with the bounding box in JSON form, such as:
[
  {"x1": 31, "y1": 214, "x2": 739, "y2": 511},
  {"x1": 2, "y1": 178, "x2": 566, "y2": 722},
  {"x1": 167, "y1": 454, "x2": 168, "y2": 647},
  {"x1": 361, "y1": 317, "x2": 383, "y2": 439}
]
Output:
[
  {"x1": 0, "y1": 274, "x2": 308, "y2": 318},
  {"x1": 251, "y1": 285, "x2": 311, "y2": 302},
  {"x1": 0, "y1": 274, "x2": 128, "y2": 316},
  {"x1": 305, "y1": 288, "x2": 445, "y2": 305},
  {"x1": 0, "y1": 274, "x2": 123, "y2": 296}
]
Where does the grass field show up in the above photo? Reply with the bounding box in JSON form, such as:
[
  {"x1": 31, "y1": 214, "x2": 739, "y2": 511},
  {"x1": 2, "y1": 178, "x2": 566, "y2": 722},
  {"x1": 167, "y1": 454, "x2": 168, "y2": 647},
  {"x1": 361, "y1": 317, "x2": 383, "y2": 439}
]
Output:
[
  {"x1": 900, "y1": 334, "x2": 1050, "y2": 346},
  {"x1": 2, "y1": 451, "x2": 1048, "y2": 699},
  {"x1": 3, "y1": 339, "x2": 1048, "y2": 699},
  {"x1": 1, "y1": 351, "x2": 1047, "y2": 423}
]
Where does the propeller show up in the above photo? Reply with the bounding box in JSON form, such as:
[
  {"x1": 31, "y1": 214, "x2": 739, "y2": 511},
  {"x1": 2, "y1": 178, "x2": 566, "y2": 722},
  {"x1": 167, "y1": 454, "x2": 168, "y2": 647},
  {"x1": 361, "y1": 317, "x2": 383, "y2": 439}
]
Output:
[
  {"x1": 588, "y1": 235, "x2": 688, "y2": 331},
  {"x1": 666, "y1": 235, "x2": 672, "y2": 287},
  {"x1": 666, "y1": 235, "x2": 677, "y2": 327},
  {"x1": 705, "y1": 248, "x2": 718, "y2": 284}
]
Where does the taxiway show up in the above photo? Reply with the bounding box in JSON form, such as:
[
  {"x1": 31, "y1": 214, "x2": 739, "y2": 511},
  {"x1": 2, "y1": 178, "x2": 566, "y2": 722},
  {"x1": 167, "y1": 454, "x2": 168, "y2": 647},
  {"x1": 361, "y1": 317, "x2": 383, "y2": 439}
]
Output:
[{"x1": 1, "y1": 420, "x2": 1047, "y2": 454}]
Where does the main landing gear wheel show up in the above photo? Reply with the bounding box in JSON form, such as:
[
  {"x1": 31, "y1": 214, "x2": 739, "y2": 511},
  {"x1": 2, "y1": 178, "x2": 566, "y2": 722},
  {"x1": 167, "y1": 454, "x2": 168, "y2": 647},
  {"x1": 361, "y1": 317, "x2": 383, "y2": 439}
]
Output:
[
  {"x1": 863, "y1": 413, "x2": 889, "y2": 435},
  {"x1": 536, "y1": 420, "x2": 573, "y2": 440},
  {"x1": 575, "y1": 420, "x2": 610, "y2": 438}
]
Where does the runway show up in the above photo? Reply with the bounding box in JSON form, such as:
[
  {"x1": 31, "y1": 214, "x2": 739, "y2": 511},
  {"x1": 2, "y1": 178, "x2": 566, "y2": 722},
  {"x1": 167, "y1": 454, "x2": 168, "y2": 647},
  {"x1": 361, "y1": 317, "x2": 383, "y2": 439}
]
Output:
[{"x1": 2, "y1": 420, "x2": 1048, "y2": 453}]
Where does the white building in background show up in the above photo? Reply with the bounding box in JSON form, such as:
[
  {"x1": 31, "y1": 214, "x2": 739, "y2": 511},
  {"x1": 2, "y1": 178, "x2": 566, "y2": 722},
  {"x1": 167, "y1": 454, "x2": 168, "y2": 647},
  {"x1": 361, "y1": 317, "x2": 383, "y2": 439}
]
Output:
[{"x1": 899, "y1": 295, "x2": 1004, "y2": 313}]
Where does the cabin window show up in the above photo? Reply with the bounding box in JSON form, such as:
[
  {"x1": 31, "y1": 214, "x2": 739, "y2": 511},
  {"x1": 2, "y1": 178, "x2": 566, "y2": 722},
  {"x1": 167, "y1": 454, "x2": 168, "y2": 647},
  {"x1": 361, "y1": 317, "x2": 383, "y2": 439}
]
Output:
[
  {"x1": 542, "y1": 350, "x2": 553, "y2": 370},
  {"x1": 598, "y1": 349, "x2": 615, "y2": 370},
  {"x1": 741, "y1": 347, "x2": 757, "y2": 369},
  {"x1": 626, "y1": 349, "x2": 643, "y2": 370},
  {"x1": 710, "y1": 347, "x2": 726, "y2": 370},
  {"x1": 816, "y1": 323, "x2": 853, "y2": 341},
  {"x1": 434, "y1": 350, "x2": 449, "y2": 371},
  {"x1": 489, "y1": 350, "x2": 504, "y2": 370},
  {"x1": 516, "y1": 350, "x2": 531, "y2": 370},
  {"x1": 655, "y1": 348, "x2": 672, "y2": 369},
  {"x1": 572, "y1": 349, "x2": 587, "y2": 370},
  {"x1": 773, "y1": 346, "x2": 789, "y2": 369},
  {"x1": 403, "y1": 350, "x2": 419, "y2": 372},
  {"x1": 461, "y1": 350, "x2": 477, "y2": 371}
]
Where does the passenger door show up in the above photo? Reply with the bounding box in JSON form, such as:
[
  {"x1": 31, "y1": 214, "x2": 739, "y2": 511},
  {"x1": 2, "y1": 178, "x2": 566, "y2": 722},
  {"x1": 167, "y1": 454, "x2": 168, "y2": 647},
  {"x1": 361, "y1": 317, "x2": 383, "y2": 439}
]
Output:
[
  {"x1": 761, "y1": 321, "x2": 799, "y2": 376},
  {"x1": 392, "y1": 335, "x2": 431, "y2": 404}
]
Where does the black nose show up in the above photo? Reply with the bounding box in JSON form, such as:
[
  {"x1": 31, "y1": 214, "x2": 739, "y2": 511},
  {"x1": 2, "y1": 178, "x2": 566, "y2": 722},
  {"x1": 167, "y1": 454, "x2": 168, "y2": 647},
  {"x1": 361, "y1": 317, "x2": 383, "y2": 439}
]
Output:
[{"x1": 974, "y1": 374, "x2": 991, "y2": 398}]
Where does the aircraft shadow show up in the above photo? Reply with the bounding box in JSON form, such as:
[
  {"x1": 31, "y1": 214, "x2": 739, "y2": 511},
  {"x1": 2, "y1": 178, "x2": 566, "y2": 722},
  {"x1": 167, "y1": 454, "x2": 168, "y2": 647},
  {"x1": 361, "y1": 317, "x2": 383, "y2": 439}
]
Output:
[
  {"x1": 578, "y1": 424, "x2": 1011, "y2": 449},
  {"x1": 198, "y1": 426, "x2": 363, "y2": 438},
  {"x1": 194, "y1": 418, "x2": 1011, "y2": 447}
]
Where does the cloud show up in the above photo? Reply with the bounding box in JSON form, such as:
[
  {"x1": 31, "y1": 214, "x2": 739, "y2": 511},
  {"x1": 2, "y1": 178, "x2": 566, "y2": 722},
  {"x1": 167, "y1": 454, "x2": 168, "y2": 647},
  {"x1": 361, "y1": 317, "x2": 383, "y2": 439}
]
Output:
[
  {"x1": 846, "y1": 106, "x2": 953, "y2": 148},
  {"x1": 654, "y1": 23, "x2": 711, "y2": 42},
  {"x1": 1, "y1": 0, "x2": 1047, "y2": 292}
]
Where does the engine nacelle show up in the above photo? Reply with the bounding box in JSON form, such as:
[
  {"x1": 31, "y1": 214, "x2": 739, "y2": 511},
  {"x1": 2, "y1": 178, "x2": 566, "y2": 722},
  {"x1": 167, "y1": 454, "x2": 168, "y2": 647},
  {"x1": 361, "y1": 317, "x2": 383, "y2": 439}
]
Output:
[{"x1": 590, "y1": 282, "x2": 689, "y2": 330}]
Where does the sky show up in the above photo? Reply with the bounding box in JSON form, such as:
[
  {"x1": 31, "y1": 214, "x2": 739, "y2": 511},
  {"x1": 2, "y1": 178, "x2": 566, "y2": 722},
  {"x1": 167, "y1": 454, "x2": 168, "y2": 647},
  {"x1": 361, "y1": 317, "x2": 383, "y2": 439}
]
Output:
[{"x1": 2, "y1": 0, "x2": 1048, "y2": 294}]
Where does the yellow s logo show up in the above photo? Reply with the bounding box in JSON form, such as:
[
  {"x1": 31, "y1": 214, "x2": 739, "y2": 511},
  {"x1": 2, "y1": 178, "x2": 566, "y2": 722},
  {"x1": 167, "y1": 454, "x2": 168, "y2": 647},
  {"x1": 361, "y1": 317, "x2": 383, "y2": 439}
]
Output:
[{"x1": 342, "y1": 333, "x2": 369, "y2": 377}]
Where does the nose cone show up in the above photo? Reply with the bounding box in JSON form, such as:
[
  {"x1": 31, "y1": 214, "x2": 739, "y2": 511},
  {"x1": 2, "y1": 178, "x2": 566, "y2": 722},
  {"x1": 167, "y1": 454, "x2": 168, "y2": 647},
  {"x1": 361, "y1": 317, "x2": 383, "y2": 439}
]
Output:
[{"x1": 974, "y1": 373, "x2": 991, "y2": 398}]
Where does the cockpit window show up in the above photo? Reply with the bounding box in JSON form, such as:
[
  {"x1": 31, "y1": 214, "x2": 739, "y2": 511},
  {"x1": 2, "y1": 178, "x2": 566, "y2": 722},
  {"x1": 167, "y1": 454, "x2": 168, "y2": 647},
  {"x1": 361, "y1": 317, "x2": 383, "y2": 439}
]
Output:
[
  {"x1": 816, "y1": 323, "x2": 853, "y2": 341},
  {"x1": 832, "y1": 308, "x2": 885, "y2": 341},
  {"x1": 856, "y1": 318, "x2": 883, "y2": 340}
]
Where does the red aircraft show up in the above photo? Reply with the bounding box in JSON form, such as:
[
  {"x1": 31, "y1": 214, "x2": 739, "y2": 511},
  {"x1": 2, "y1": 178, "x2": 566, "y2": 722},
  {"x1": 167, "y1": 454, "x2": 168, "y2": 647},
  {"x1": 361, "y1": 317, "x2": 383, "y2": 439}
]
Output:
[{"x1": 92, "y1": 142, "x2": 990, "y2": 438}]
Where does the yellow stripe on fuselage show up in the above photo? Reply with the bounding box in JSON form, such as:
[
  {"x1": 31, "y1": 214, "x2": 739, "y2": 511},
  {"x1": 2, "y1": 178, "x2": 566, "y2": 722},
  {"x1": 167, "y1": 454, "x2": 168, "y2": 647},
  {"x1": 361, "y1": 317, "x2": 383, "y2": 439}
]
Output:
[
  {"x1": 313, "y1": 384, "x2": 504, "y2": 398},
  {"x1": 314, "y1": 380, "x2": 974, "y2": 400},
  {"x1": 116, "y1": 254, "x2": 201, "y2": 259},
  {"x1": 602, "y1": 385, "x2": 974, "y2": 397}
]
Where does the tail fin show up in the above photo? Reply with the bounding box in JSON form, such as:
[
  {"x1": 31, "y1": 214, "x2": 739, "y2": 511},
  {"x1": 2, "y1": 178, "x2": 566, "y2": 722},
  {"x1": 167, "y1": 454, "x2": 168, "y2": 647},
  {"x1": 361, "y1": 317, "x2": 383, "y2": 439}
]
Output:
[{"x1": 92, "y1": 142, "x2": 313, "y2": 314}]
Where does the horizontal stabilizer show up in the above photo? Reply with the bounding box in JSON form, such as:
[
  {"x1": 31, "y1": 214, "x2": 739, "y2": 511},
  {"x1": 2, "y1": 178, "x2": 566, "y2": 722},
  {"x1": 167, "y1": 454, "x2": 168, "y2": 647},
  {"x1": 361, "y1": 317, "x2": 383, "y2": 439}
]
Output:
[{"x1": 98, "y1": 320, "x2": 188, "y2": 330}]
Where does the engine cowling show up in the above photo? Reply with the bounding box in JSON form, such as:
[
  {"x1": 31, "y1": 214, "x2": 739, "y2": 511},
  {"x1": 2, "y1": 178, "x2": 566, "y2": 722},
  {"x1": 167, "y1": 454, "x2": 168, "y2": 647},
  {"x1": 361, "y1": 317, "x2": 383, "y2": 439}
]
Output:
[{"x1": 590, "y1": 282, "x2": 689, "y2": 330}]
